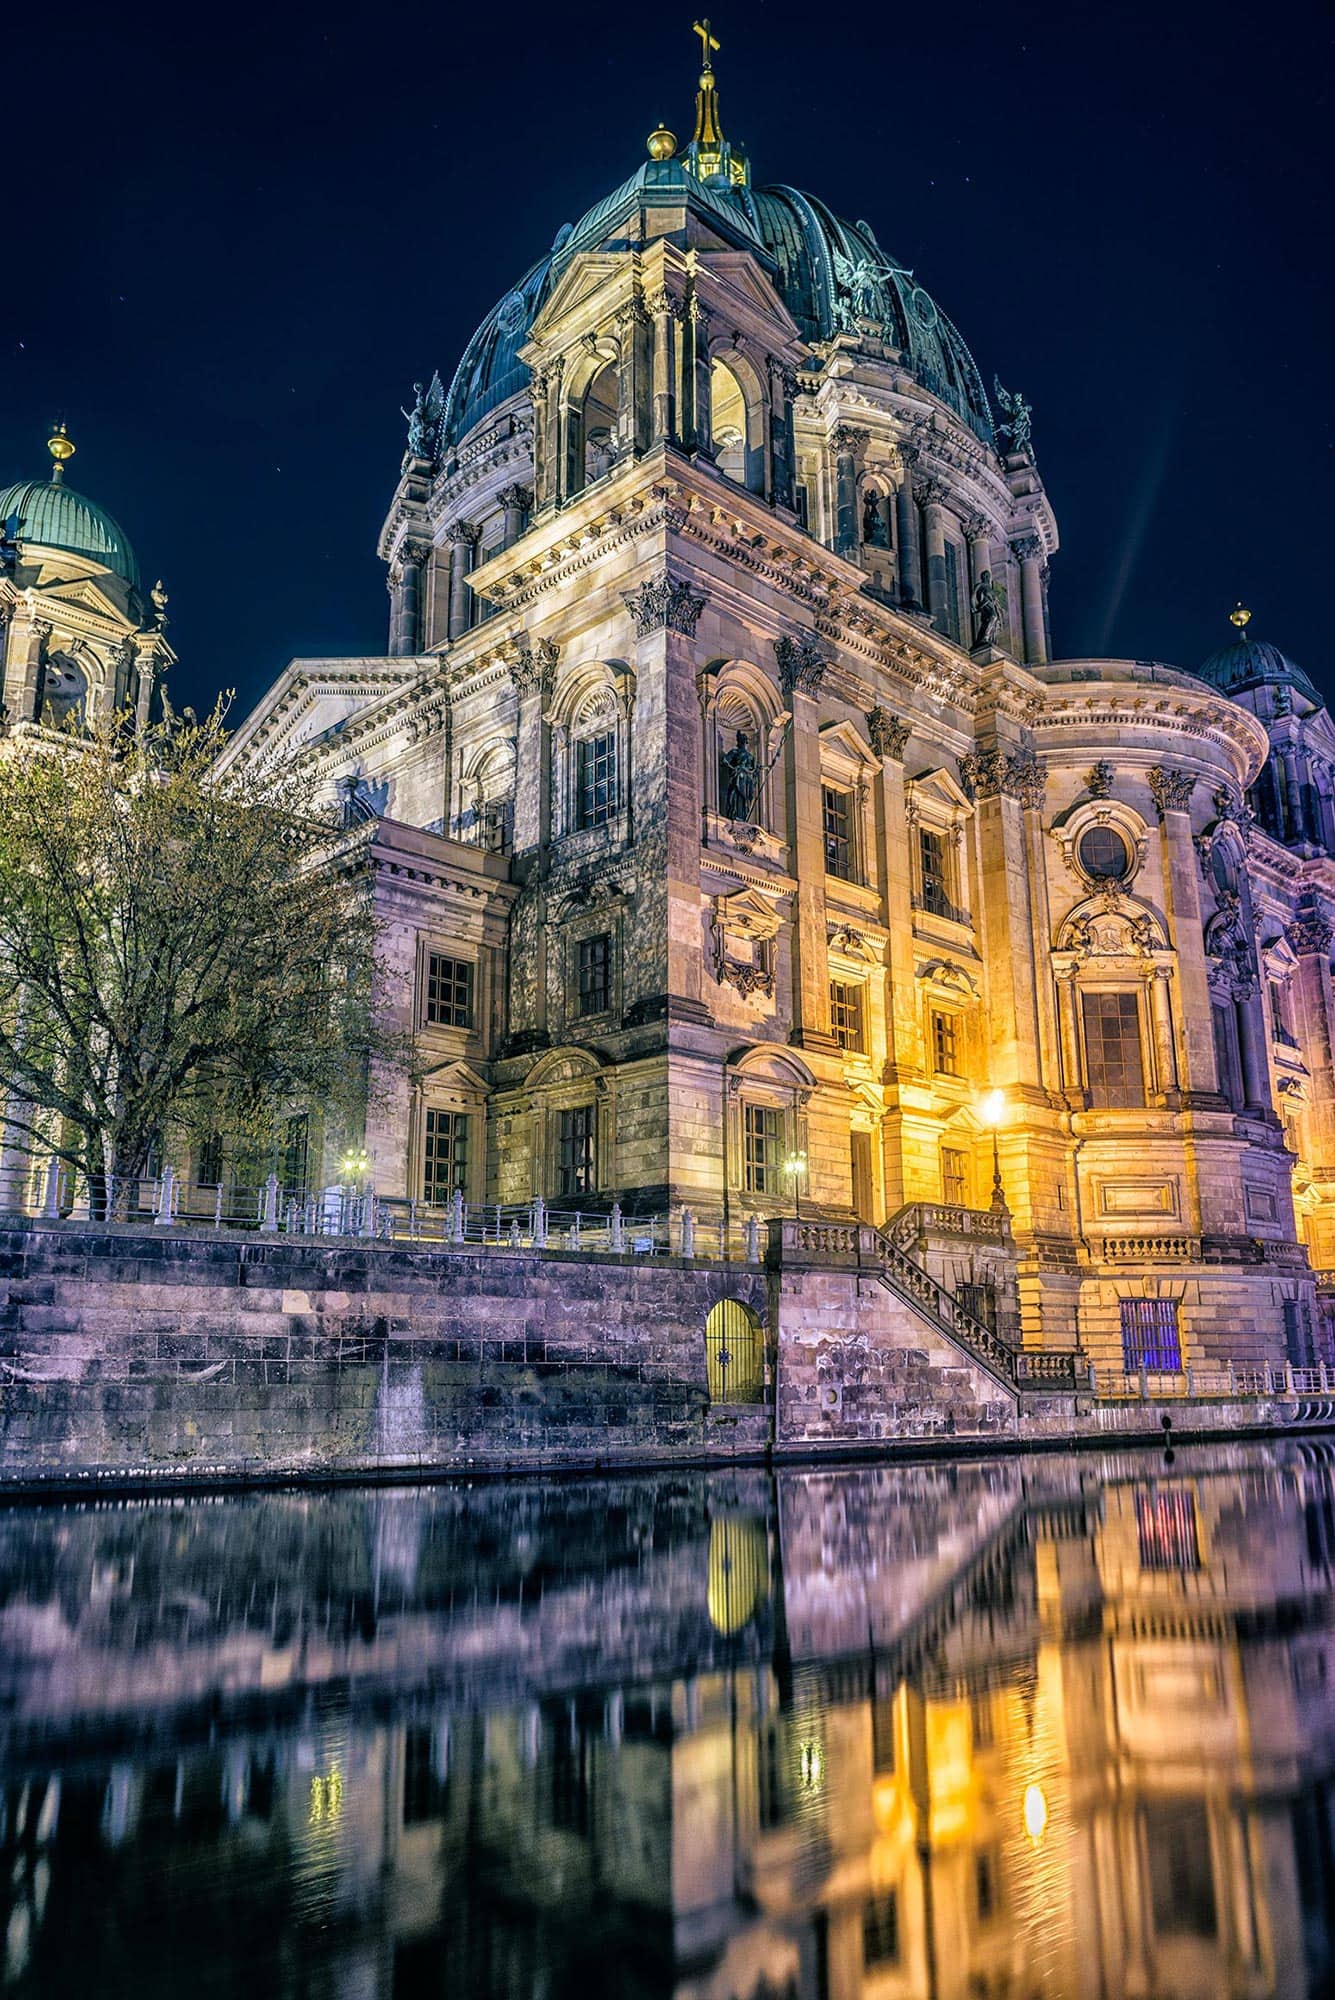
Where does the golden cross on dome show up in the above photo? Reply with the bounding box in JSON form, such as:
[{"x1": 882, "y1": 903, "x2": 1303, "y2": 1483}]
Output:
[{"x1": 694, "y1": 18, "x2": 720, "y2": 70}]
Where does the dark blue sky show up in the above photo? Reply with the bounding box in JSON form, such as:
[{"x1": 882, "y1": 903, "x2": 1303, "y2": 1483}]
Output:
[{"x1": 3, "y1": 0, "x2": 1329, "y2": 716}]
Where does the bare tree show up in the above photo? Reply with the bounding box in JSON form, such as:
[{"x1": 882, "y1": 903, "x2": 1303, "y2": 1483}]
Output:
[{"x1": 0, "y1": 708, "x2": 403, "y2": 1213}]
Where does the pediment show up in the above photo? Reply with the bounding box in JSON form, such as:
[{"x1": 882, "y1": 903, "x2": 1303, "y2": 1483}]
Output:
[
  {"x1": 819, "y1": 718, "x2": 879, "y2": 770},
  {"x1": 907, "y1": 766, "x2": 975, "y2": 816},
  {"x1": 700, "y1": 250, "x2": 803, "y2": 340},
  {"x1": 30, "y1": 573, "x2": 129, "y2": 625},
  {"x1": 527, "y1": 255, "x2": 627, "y2": 340},
  {"x1": 422, "y1": 1059, "x2": 489, "y2": 1095},
  {"x1": 219, "y1": 657, "x2": 428, "y2": 770}
]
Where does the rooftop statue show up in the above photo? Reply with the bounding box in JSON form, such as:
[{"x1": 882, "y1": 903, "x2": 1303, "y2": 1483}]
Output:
[
  {"x1": 993, "y1": 378, "x2": 1034, "y2": 457},
  {"x1": 401, "y1": 374, "x2": 445, "y2": 463}
]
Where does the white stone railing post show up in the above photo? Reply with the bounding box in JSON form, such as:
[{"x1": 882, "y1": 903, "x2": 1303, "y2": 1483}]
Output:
[
  {"x1": 449, "y1": 1188, "x2": 465, "y2": 1244},
  {"x1": 42, "y1": 1156, "x2": 62, "y2": 1219},
  {"x1": 568, "y1": 1213, "x2": 582, "y2": 1250},
  {"x1": 533, "y1": 1196, "x2": 547, "y2": 1249},
  {"x1": 154, "y1": 1166, "x2": 177, "y2": 1226},
  {"x1": 610, "y1": 1202, "x2": 624, "y2": 1252},
  {"x1": 744, "y1": 1215, "x2": 760, "y2": 1264},
  {"x1": 681, "y1": 1208, "x2": 695, "y2": 1258},
  {"x1": 260, "y1": 1172, "x2": 280, "y2": 1233}
]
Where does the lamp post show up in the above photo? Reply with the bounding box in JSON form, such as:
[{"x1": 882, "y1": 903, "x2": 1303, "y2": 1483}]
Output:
[
  {"x1": 340, "y1": 1146, "x2": 370, "y2": 1188},
  {"x1": 979, "y1": 1090, "x2": 1008, "y2": 1217},
  {"x1": 783, "y1": 1149, "x2": 807, "y2": 1221}
]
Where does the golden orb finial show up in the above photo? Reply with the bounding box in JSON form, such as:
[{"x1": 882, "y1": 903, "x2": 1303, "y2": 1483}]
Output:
[
  {"x1": 647, "y1": 124, "x2": 676, "y2": 160},
  {"x1": 1230, "y1": 602, "x2": 1252, "y2": 631},
  {"x1": 47, "y1": 422, "x2": 76, "y2": 485}
]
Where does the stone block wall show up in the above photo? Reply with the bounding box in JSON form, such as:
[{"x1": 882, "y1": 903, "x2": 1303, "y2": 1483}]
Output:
[{"x1": 0, "y1": 1224, "x2": 767, "y2": 1481}]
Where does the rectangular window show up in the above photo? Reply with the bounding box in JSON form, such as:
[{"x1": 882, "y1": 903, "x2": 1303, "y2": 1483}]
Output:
[
  {"x1": 1270, "y1": 980, "x2": 1298, "y2": 1047},
  {"x1": 576, "y1": 730, "x2": 618, "y2": 829},
  {"x1": 424, "y1": 952, "x2": 474, "y2": 1029},
  {"x1": 944, "y1": 540, "x2": 964, "y2": 643},
  {"x1": 576, "y1": 933, "x2": 611, "y2": 1017},
  {"x1": 918, "y1": 825, "x2": 955, "y2": 918},
  {"x1": 558, "y1": 1104, "x2": 597, "y2": 1196},
  {"x1": 281, "y1": 1113, "x2": 309, "y2": 1195},
  {"x1": 1120, "y1": 1297, "x2": 1182, "y2": 1373},
  {"x1": 1135, "y1": 1486, "x2": 1201, "y2": 1570},
  {"x1": 196, "y1": 1132, "x2": 223, "y2": 1188},
  {"x1": 871, "y1": 1699, "x2": 897, "y2": 1775},
  {"x1": 822, "y1": 785, "x2": 853, "y2": 880},
  {"x1": 743, "y1": 1103, "x2": 782, "y2": 1194},
  {"x1": 862, "y1": 1892, "x2": 899, "y2": 1969},
  {"x1": 1082, "y1": 990, "x2": 1145, "y2": 1107},
  {"x1": 829, "y1": 979, "x2": 864, "y2": 1052},
  {"x1": 423, "y1": 1109, "x2": 470, "y2": 1205},
  {"x1": 941, "y1": 1145, "x2": 968, "y2": 1206},
  {"x1": 932, "y1": 1010, "x2": 959, "y2": 1077},
  {"x1": 480, "y1": 798, "x2": 512, "y2": 853}
]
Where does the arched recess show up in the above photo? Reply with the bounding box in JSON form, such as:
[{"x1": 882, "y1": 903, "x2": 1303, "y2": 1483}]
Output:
[
  {"x1": 705, "y1": 1300, "x2": 766, "y2": 1407},
  {"x1": 724, "y1": 1043, "x2": 816, "y2": 1207},
  {"x1": 1051, "y1": 894, "x2": 1179, "y2": 1109},
  {"x1": 548, "y1": 661, "x2": 634, "y2": 841},
  {"x1": 702, "y1": 659, "x2": 788, "y2": 830},
  {"x1": 707, "y1": 1511, "x2": 769, "y2": 1628},
  {"x1": 709, "y1": 350, "x2": 767, "y2": 495},
  {"x1": 521, "y1": 1045, "x2": 615, "y2": 1201},
  {"x1": 564, "y1": 343, "x2": 621, "y2": 498},
  {"x1": 457, "y1": 737, "x2": 516, "y2": 851},
  {"x1": 859, "y1": 470, "x2": 895, "y2": 551}
]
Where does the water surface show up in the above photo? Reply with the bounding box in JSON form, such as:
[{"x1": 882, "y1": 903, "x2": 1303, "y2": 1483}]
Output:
[{"x1": 2, "y1": 1442, "x2": 1333, "y2": 1997}]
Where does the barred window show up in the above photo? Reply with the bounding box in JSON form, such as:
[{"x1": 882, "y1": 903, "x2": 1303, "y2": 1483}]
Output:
[
  {"x1": 1120, "y1": 1297, "x2": 1181, "y2": 1372},
  {"x1": 941, "y1": 1145, "x2": 968, "y2": 1205},
  {"x1": 558, "y1": 1104, "x2": 596, "y2": 1196},
  {"x1": 425, "y1": 953, "x2": 474, "y2": 1029},
  {"x1": 577, "y1": 933, "x2": 611, "y2": 1017},
  {"x1": 829, "y1": 979, "x2": 863, "y2": 1051},
  {"x1": 822, "y1": 785, "x2": 853, "y2": 880},
  {"x1": 862, "y1": 1892, "x2": 899, "y2": 1969},
  {"x1": 931, "y1": 1010, "x2": 959, "y2": 1076},
  {"x1": 576, "y1": 730, "x2": 618, "y2": 829},
  {"x1": 743, "y1": 1104, "x2": 782, "y2": 1194},
  {"x1": 1082, "y1": 990, "x2": 1144, "y2": 1106},
  {"x1": 423, "y1": 1109, "x2": 469, "y2": 1204}
]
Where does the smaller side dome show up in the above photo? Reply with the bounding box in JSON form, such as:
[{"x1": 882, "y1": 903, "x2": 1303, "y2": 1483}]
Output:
[
  {"x1": 0, "y1": 477, "x2": 140, "y2": 588},
  {"x1": 1196, "y1": 607, "x2": 1322, "y2": 710}
]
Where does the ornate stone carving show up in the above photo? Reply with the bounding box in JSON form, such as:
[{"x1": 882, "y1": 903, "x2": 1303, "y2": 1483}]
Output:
[
  {"x1": 913, "y1": 476, "x2": 947, "y2": 510},
  {"x1": 646, "y1": 288, "x2": 684, "y2": 321},
  {"x1": 1011, "y1": 533, "x2": 1043, "y2": 563},
  {"x1": 719, "y1": 957, "x2": 775, "y2": 1000},
  {"x1": 614, "y1": 293, "x2": 651, "y2": 332},
  {"x1": 1204, "y1": 890, "x2": 1258, "y2": 994},
  {"x1": 511, "y1": 637, "x2": 559, "y2": 694},
  {"x1": 993, "y1": 378, "x2": 1033, "y2": 456},
  {"x1": 446, "y1": 521, "x2": 480, "y2": 548},
  {"x1": 959, "y1": 749, "x2": 1043, "y2": 805},
  {"x1": 866, "y1": 706, "x2": 911, "y2": 760},
  {"x1": 828, "y1": 923, "x2": 877, "y2": 961},
  {"x1": 832, "y1": 425, "x2": 870, "y2": 456},
  {"x1": 1287, "y1": 909, "x2": 1334, "y2": 958},
  {"x1": 1148, "y1": 766, "x2": 1196, "y2": 817},
  {"x1": 621, "y1": 574, "x2": 707, "y2": 638},
  {"x1": 775, "y1": 633, "x2": 827, "y2": 700},
  {"x1": 1211, "y1": 783, "x2": 1256, "y2": 835},
  {"x1": 395, "y1": 538, "x2": 430, "y2": 570},
  {"x1": 1086, "y1": 760, "x2": 1115, "y2": 799},
  {"x1": 497, "y1": 485, "x2": 532, "y2": 512}
]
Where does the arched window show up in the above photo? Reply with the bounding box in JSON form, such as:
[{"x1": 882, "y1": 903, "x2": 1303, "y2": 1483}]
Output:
[
  {"x1": 574, "y1": 359, "x2": 619, "y2": 494},
  {"x1": 710, "y1": 356, "x2": 765, "y2": 494},
  {"x1": 705, "y1": 1298, "x2": 765, "y2": 1404}
]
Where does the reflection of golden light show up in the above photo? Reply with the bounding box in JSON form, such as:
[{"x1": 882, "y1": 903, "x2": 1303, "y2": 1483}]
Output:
[
  {"x1": 707, "y1": 1515, "x2": 767, "y2": 1635},
  {"x1": 309, "y1": 1766, "x2": 344, "y2": 1826},
  {"x1": 799, "y1": 1741, "x2": 824, "y2": 1790},
  {"x1": 1023, "y1": 1781, "x2": 1048, "y2": 1842}
]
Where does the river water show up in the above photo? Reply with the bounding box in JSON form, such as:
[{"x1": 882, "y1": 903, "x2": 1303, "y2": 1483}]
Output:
[{"x1": 1, "y1": 1440, "x2": 1333, "y2": 1998}]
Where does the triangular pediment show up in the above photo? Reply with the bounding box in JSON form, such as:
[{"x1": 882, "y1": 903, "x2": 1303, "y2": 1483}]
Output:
[
  {"x1": 700, "y1": 250, "x2": 803, "y2": 341},
  {"x1": 528, "y1": 255, "x2": 626, "y2": 340},
  {"x1": 31, "y1": 573, "x2": 129, "y2": 625},
  {"x1": 907, "y1": 766, "x2": 975, "y2": 815},
  {"x1": 218, "y1": 657, "x2": 429, "y2": 770}
]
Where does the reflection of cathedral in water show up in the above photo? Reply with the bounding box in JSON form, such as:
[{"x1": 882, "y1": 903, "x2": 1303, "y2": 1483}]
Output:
[{"x1": 1, "y1": 1446, "x2": 1333, "y2": 1997}]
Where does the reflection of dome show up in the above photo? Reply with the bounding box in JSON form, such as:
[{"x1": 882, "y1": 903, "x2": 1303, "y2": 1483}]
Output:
[
  {"x1": 440, "y1": 154, "x2": 993, "y2": 453},
  {"x1": 0, "y1": 476, "x2": 140, "y2": 587},
  {"x1": 1196, "y1": 621, "x2": 1322, "y2": 709}
]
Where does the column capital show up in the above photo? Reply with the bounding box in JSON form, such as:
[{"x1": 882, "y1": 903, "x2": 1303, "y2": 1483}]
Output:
[
  {"x1": 622, "y1": 572, "x2": 706, "y2": 638},
  {"x1": 1011, "y1": 532, "x2": 1043, "y2": 562},
  {"x1": 865, "y1": 705, "x2": 911, "y2": 760},
  {"x1": 511, "y1": 636, "x2": 559, "y2": 695},
  {"x1": 775, "y1": 632, "x2": 828, "y2": 700},
  {"x1": 1148, "y1": 765, "x2": 1196, "y2": 817},
  {"x1": 832, "y1": 424, "x2": 870, "y2": 457},
  {"x1": 498, "y1": 484, "x2": 532, "y2": 513},
  {"x1": 446, "y1": 521, "x2": 480, "y2": 548},
  {"x1": 1287, "y1": 908, "x2": 1334, "y2": 958}
]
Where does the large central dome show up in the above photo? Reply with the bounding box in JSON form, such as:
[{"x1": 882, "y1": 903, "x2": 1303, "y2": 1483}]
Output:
[{"x1": 438, "y1": 150, "x2": 994, "y2": 456}]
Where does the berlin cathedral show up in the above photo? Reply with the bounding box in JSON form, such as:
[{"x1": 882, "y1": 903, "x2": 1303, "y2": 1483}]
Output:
[{"x1": 4, "y1": 29, "x2": 1334, "y2": 1375}]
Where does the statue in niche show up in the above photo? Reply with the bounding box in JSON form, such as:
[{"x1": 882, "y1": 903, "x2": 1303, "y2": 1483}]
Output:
[
  {"x1": 971, "y1": 570, "x2": 1001, "y2": 649},
  {"x1": 862, "y1": 489, "x2": 890, "y2": 548},
  {"x1": 720, "y1": 730, "x2": 760, "y2": 822}
]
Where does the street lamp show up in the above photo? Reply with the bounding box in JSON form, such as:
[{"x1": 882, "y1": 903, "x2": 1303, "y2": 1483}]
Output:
[
  {"x1": 783, "y1": 1148, "x2": 807, "y2": 1220},
  {"x1": 979, "y1": 1090, "x2": 1008, "y2": 1217},
  {"x1": 340, "y1": 1146, "x2": 370, "y2": 1188}
]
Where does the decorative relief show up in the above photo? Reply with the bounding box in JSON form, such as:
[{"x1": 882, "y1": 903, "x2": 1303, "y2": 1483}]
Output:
[
  {"x1": 958, "y1": 748, "x2": 1044, "y2": 806},
  {"x1": 1148, "y1": 766, "x2": 1196, "y2": 817},
  {"x1": 1011, "y1": 533, "x2": 1042, "y2": 563},
  {"x1": 497, "y1": 484, "x2": 532, "y2": 512},
  {"x1": 711, "y1": 889, "x2": 780, "y2": 1003},
  {"x1": 831, "y1": 425, "x2": 870, "y2": 456},
  {"x1": 1210, "y1": 783, "x2": 1256, "y2": 835},
  {"x1": 865, "y1": 706, "x2": 910, "y2": 759},
  {"x1": 775, "y1": 633, "x2": 828, "y2": 700},
  {"x1": 1086, "y1": 760, "x2": 1115, "y2": 799},
  {"x1": 828, "y1": 923, "x2": 877, "y2": 961},
  {"x1": 511, "y1": 637, "x2": 560, "y2": 695},
  {"x1": 621, "y1": 573, "x2": 707, "y2": 639},
  {"x1": 1286, "y1": 909, "x2": 1334, "y2": 958},
  {"x1": 1204, "y1": 889, "x2": 1258, "y2": 994}
]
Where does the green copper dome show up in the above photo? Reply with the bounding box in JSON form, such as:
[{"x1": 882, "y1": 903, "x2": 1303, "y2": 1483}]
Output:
[{"x1": 0, "y1": 476, "x2": 140, "y2": 588}]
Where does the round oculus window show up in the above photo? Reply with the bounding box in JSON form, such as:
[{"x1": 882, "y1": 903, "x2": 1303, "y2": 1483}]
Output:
[{"x1": 1077, "y1": 824, "x2": 1131, "y2": 881}]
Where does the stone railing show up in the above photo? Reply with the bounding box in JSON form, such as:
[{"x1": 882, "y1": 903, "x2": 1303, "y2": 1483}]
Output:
[
  {"x1": 1098, "y1": 1235, "x2": 1201, "y2": 1263},
  {"x1": 885, "y1": 1202, "x2": 1009, "y2": 1252},
  {"x1": 1094, "y1": 1361, "x2": 1335, "y2": 1401}
]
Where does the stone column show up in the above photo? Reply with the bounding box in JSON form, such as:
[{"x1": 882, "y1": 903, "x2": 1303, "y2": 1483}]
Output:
[
  {"x1": 1282, "y1": 744, "x2": 1308, "y2": 843},
  {"x1": 446, "y1": 526, "x2": 478, "y2": 642},
  {"x1": 894, "y1": 454, "x2": 923, "y2": 609},
  {"x1": 132, "y1": 635, "x2": 161, "y2": 735},
  {"x1": 967, "y1": 517, "x2": 995, "y2": 594},
  {"x1": 1288, "y1": 907, "x2": 1335, "y2": 1185},
  {"x1": 685, "y1": 292, "x2": 712, "y2": 457},
  {"x1": 615, "y1": 296, "x2": 652, "y2": 460},
  {"x1": 7, "y1": 612, "x2": 51, "y2": 723},
  {"x1": 389, "y1": 540, "x2": 428, "y2": 657},
  {"x1": 1056, "y1": 968, "x2": 1084, "y2": 1101},
  {"x1": 648, "y1": 289, "x2": 679, "y2": 445},
  {"x1": 767, "y1": 359, "x2": 796, "y2": 510},
  {"x1": 1238, "y1": 985, "x2": 1272, "y2": 1115},
  {"x1": 529, "y1": 363, "x2": 554, "y2": 510},
  {"x1": 833, "y1": 427, "x2": 867, "y2": 559},
  {"x1": 778, "y1": 634, "x2": 836, "y2": 1048},
  {"x1": 499, "y1": 485, "x2": 531, "y2": 548},
  {"x1": 1012, "y1": 535, "x2": 1048, "y2": 665},
  {"x1": 1147, "y1": 965, "x2": 1180, "y2": 1099},
  {"x1": 867, "y1": 707, "x2": 917, "y2": 1210},
  {"x1": 1149, "y1": 767, "x2": 1217, "y2": 1100},
  {"x1": 918, "y1": 482, "x2": 949, "y2": 629}
]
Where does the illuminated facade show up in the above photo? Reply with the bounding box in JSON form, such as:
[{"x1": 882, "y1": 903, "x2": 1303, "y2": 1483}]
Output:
[{"x1": 210, "y1": 35, "x2": 1335, "y2": 1371}]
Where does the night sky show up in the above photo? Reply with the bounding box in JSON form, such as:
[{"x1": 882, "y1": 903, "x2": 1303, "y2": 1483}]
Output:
[{"x1": 4, "y1": 0, "x2": 1329, "y2": 718}]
